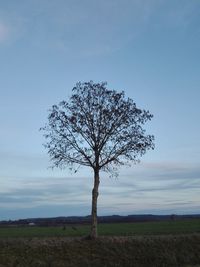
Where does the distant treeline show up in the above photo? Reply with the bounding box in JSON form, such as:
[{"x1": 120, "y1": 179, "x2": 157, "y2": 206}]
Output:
[{"x1": 1, "y1": 214, "x2": 200, "y2": 227}]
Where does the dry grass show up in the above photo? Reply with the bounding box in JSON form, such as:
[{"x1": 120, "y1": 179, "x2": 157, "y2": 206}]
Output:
[{"x1": 0, "y1": 234, "x2": 199, "y2": 267}]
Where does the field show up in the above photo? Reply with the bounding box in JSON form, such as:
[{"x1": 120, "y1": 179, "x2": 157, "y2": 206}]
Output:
[
  {"x1": 0, "y1": 219, "x2": 199, "y2": 267},
  {"x1": 0, "y1": 219, "x2": 200, "y2": 238}
]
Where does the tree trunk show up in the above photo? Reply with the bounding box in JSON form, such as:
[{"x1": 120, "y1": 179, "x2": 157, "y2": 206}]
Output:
[{"x1": 90, "y1": 168, "x2": 100, "y2": 239}]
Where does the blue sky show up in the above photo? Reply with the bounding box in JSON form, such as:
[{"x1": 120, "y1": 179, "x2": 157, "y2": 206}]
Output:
[{"x1": 0, "y1": 0, "x2": 200, "y2": 220}]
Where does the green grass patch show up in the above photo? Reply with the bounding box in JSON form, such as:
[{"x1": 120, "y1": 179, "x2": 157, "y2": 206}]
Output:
[
  {"x1": 0, "y1": 219, "x2": 199, "y2": 238},
  {"x1": 98, "y1": 219, "x2": 200, "y2": 236},
  {"x1": 0, "y1": 225, "x2": 90, "y2": 238}
]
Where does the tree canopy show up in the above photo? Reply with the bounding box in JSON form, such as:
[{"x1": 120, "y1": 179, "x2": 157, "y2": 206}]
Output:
[{"x1": 42, "y1": 81, "x2": 154, "y2": 174}]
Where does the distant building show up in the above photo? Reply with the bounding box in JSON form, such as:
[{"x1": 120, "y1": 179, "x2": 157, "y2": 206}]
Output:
[{"x1": 28, "y1": 222, "x2": 35, "y2": 226}]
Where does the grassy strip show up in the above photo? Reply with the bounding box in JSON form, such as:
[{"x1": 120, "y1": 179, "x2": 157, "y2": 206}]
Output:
[
  {"x1": 0, "y1": 219, "x2": 199, "y2": 238},
  {"x1": 98, "y1": 219, "x2": 200, "y2": 236},
  {"x1": 0, "y1": 235, "x2": 199, "y2": 267}
]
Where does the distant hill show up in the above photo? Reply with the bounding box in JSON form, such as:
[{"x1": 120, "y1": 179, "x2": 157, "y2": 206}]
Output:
[{"x1": 0, "y1": 214, "x2": 200, "y2": 227}]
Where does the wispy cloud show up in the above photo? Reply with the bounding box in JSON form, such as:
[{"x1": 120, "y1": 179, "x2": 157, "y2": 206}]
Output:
[
  {"x1": 163, "y1": 1, "x2": 200, "y2": 31},
  {"x1": 1, "y1": 1, "x2": 199, "y2": 54},
  {"x1": 1, "y1": 159, "x2": 199, "y2": 219},
  {"x1": 0, "y1": 1, "x2": 161, "y2": 55},
  {"x1": 0, "y1": 175, "x2": 92, "y2": 210},
  {"x1": 0, "y1": 21, "x2": 9, "y2": 43}
]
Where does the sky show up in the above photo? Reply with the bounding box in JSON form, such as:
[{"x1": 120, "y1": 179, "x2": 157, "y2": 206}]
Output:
[{"x1": 0, "y1": 0, "x2": 200, "y2": 220}]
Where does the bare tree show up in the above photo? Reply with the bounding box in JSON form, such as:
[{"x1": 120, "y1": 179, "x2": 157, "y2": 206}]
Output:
[{"x1": 41, "y1": 81, "x2": 155, "y2": 239}]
